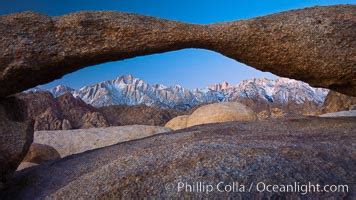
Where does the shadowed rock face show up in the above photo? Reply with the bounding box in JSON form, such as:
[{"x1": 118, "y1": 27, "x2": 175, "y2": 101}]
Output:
[
  {"x1": 1, "y1": 117, "x2": 355, "y2": 199},
  {"x1": 0, "y1": 96, "x2": 33, "y2": 185},
  {"x1": 0, "y1": 5, "x2": 355, "y2": 98},
  {"x1": 22, "y1": 143, "x2": 60, "y2": 164}
]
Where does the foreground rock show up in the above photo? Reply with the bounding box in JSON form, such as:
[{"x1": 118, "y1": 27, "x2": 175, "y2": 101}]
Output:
[
  {"x1": 0, "y1": 5, "x2": 355, "y2": 98},
  {"x1": 34, "y1": 125, "x2": 171, "y2": 157},
  {"x1": 0, "y1": 96, "x2": 33, "y2": 185},
  {"x1": 166, "y1": 102, "x2": 256, "y2": 130},
  {"x1": 22, "y1": 143, "x2": 60, "y2": 164},
  {"x1": 1, "y1": 117, "x2": 355, "y2": 199},
  {"x1": 16, "y1": 162, "x2": 38, "y2": 171},
  {"x1": 16, "y1": 143, "x2": 60, "y2": 171}
]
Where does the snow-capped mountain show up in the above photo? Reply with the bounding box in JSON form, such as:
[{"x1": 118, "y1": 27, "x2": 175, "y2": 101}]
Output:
[
  {"x1": 49, "y1": 85, "x2": 75, "y2": 97},
  {"x1": 30, "y1": 75, "x2": 329, "y2": 110},
  {"x1": 72, "y1": 75, "x2": 210, "y2": 110},
  {"x1": 209, "y1": 78, "x2": 328, "y2": 105}
]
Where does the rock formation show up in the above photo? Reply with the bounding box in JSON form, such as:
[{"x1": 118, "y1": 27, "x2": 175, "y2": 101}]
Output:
[
  {"x1": 34, "y1": 125, "x2": 171, "y2": 157},
  {"x1": 187, "y1": 102, "x2": 257, "y2": 127},
  {"x1": 166, "y1": 102, "x2": 256, "y2": 130},
  {"x1": 165, "y1": 115, "x2": 189, "y2": 130},
  {"x1": 319, "y1": 110, "x2": 356, "y2": 117},
  {"x1": 16, "y1": 162, "x2": 38, "y2": 171},
  {"x1": 0, "y1": 5, "x2": 355, "y2": 98},
  {"x1": 17, "y1": 92, "x2": 109, "y2": 130},
  {"x1": 321, "y1": 91, "x2": 356, "y2": 113},
  {"x1": 1, "y1": 118, "x2": 355, "y2": 199},
  {"x1": 0, "y1": 96, "x2": 33, "y2": 185},
  {"x1": 22, "y1": 143, "x2": 60, "y2": 164},
  {"x1": 99, "y1": 104, "x2": 181, "y2": 126}
]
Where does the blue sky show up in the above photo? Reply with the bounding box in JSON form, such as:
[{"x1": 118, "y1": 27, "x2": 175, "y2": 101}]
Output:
[{"x1": 1, "y1": 0, "x2": 355, "y2": 89}]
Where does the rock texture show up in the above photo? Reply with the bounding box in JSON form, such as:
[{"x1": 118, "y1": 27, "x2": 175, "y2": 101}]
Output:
[
  {"x1": 322, "y1": 91, "x2": 356, "y2": 113},
  {"x1": 0, "y1": 96, "x2": 33, "y2": 184},
  {"x1": 165, "y1": 115, "x2": 189, "y2": 130},
  {"x1": 187, "y1": 102, "x2": 257, "y2": 127},
  {"x1": 34, "y1": 125, "x2": 171, "y2": 157},
  {"x1": 1, "y1": 117, "x2": 355, "y2": 199},
  {"x1": 166, "y1": 102, "x2": 256, "y2": 130},
  {"x1": 99, "y1": 104, "x2": 181, "y2": 126},
  {"x1": 16, "y1": 162, "x2": 38, "y2": 171},
  {"x1": 22, "y1": 143, "x2": 60, "y2": 164},
  {"x1": 0, "y1": 5, "x2": 355, "y2": 98},
  {"x1": 17, "y1": 92, "x2": 109, "y2": 130},
  {"x1": 319, "y1": 110, "x2": 356, "y2": 117}
]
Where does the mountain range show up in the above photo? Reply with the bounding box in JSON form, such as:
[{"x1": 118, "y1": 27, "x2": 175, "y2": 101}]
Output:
[{"x1": 29, "y1": 75, "x2": 329, "y2": 111}]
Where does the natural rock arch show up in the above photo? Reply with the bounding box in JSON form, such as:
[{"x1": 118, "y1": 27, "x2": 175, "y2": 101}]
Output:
[
  {"x1": 0, "y1": 5, "x2": 355, "y2": 194},
  {"x1": 0, "y1": 4, "x2": 355, "y2": 98}
]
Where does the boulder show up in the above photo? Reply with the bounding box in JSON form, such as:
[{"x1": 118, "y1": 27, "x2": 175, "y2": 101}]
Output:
[
  {"x1": 0, "y1": 5, "x2": 355, "y2": 98},
  {"x1": 0, "y1": 96, "x2": 33, "y2": 184},
  {"x1": 165, "y1": 115, "x2": 189, "y2": 130},
  {"x1": 321, "y1": 91, "x2": 356, "y2": 113},
  {"x1": 1, "y1": 117, "x2": 355, "y2": 199},
  {"x1": 186, "y1": 102, "x2": 256, "y2": 127},
  {"x1": 319, "y1": 110, "x2": 356, "y2": 118},
  {"x1": 34, "y1": 125, "x2": 171, "y2": 157},
  {"x1": 166, "y1": 103, "x2": 256, "y2": 130},
  {"x1": 22, "y1": 143, "x2": 60, "y2": 164}
]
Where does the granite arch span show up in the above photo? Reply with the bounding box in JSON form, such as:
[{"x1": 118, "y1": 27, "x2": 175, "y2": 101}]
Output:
[{"x1": 0, "y1": 5, "x2": 355, "y2": 98}]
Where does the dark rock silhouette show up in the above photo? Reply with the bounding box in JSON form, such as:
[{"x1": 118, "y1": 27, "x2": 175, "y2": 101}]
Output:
[
  {"x1": 0, "y1": 96, "x2": 33, "y2": 185},
  {"x1": 0, "y1": 5, "x2": 355, "y2": 98},
  {"x1": 1, "y1": 118, "x2": 355, "y2": 199}
]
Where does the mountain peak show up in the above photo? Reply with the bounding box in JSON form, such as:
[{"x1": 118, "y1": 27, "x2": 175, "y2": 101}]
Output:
[
  {"x1": 50, "y1": 85, "x2": 74, "y2": 97},
  {"x1": 30, "y1": 75, "x2": 329, "y2": 109},
  {"x1": 115, "y1": 74, "x2": 136, "y2": 84},
  {"x1": 208, "y1": 81, "x2": 230, "y2": 91}
]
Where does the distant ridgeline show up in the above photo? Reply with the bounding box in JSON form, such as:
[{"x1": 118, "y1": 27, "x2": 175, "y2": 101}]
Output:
[{"x1": 27, "y1": 75, "x2": 328, "y2": 111}]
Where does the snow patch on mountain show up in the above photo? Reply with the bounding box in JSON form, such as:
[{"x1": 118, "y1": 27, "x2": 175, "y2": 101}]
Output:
[{"x1": 27, "y1": 75, "x2": 329, "y2": 110}]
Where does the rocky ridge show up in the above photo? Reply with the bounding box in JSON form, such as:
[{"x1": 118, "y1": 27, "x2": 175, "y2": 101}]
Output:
[
  {"x1": 32, "y1": 75, "x2": 329, "y2": 113},
  {"x1": 17, "y1": 92, "x2": 109, "y2": 131}
]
